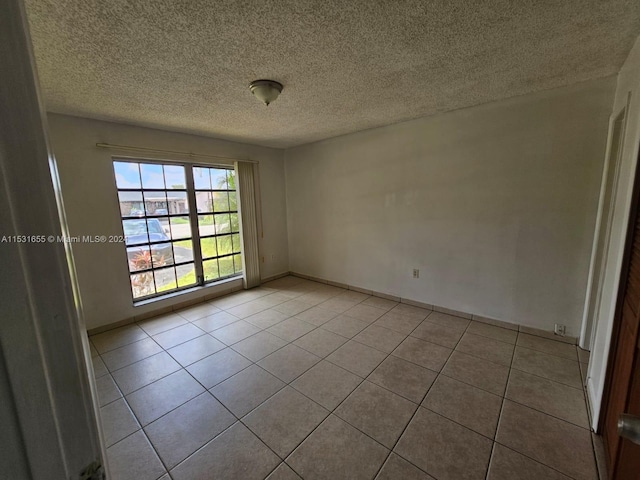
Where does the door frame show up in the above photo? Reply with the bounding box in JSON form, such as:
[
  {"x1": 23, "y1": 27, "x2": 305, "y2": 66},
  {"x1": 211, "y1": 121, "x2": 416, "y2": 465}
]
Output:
[{"x1": 598, "y1": 138, "x2": 640, "y2": 472}]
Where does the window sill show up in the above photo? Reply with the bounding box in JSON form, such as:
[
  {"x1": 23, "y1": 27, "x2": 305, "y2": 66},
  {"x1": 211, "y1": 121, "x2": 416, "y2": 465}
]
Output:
[{"x1": 133, "y1": 275, "x2": 242, "y2": 308}]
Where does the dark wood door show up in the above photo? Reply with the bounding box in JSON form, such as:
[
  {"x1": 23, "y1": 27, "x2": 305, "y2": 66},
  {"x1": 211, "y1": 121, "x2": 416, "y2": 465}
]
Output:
[{"x1": 601, "y1": 145, "x2": 640, "y2": 479}]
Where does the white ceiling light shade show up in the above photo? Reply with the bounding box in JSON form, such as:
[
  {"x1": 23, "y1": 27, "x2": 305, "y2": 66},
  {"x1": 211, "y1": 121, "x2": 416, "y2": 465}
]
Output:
[{"x1": 249, "y1": 79, "x2": 283, "y2": 106}]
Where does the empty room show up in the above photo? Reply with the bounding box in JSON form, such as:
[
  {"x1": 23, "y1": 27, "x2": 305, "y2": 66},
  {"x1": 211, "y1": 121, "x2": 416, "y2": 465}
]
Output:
[{"x1": 4, "y1": 0, "x2": 640, "y2": 479}]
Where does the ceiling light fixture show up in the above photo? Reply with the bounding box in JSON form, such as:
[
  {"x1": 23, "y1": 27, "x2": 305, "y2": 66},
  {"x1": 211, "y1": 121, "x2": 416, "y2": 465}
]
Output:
[{"x1": 249, "y1": 79, "x2": 283, "y2": 106}]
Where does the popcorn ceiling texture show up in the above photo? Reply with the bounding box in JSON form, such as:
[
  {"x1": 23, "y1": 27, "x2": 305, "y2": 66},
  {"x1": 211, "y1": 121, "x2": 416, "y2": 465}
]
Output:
[{"x1": 25, "y1": 0, "x2": 640, "y2": 148}]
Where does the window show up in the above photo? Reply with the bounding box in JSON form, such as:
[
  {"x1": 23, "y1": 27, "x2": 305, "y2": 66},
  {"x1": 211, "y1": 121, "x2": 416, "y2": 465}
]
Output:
[{"x1": 113, "y1": 160, "x2": 242, "y2": 300}]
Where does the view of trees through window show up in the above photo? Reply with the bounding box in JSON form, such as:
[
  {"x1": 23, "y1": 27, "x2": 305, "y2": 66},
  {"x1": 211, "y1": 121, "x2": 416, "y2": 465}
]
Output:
[{"x1": 113, "y1": 160, "x2": 242, "y2": 300}]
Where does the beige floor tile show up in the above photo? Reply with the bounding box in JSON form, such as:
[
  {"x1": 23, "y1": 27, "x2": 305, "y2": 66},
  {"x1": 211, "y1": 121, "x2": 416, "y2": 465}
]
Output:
[
  {"x1": 295, "y1": 306, "x2": 339, "y2": 326},
  {"x1": 391, "y1": 303, "x2": 431, "y2": 321},
  {"x1": 466, "y1": 322, "x2": 517, "y2": 344},
  {"x1": 292, "y1": 361, "x2": 362, "y2": 410},
  {"x1": 186, "y1": 347, "x2": 252, "y2": 388},
  {"x1": 319, "y1": 297, "x2": 361, "y2": 313},
  {"x1": 138, "y1": 313, "x2": 187, "y2": 336},
  {"x1": 512, "y1": 347, "x2": 582, "y2": 388},
  {"x1": 362, "y1": 296, "x2": 398, "y2": 311},
  {"x1": 327, "y1": 340, "x2": 387, "y2": 377},
  {"x1": 112, "y1": 351, "x2": 181, "y2": 395},
  {"x1": 266, "y1": 463, "x2": 302, "y2": 479},
  {"x1": 516, "y1": 333, "x2": 578, "y2": 360},
  {"x1": 287, "y1": 415, "x2": 389, "y2": 480},
  {"x1": 92, "y1": 355, "x2": 108, "y2": 378},
  {"x1": 244, "y1": 309, "x2": 291, "y2": 329},
  {"x1": 578, "y1": 347, "x2": 590, "y2": 364},
  {"x1": 294, "y1": 328, "x2": 348, "y2": 357},
  {"x1": 100, "y1": 398, "x2": 140, "y2": 447},
  {"x1": 423, "y1": 312, "x2": 470, "y2": 332},
  {"x1": 322, "y1": 315, "x2": 370, "y2": 338},
  {"x1": 422, "y1": 376, "x2": 502, "y2": 438},
  {"x1": 335, "y1": 381, "x2": 417, "y2": 448},
  {"x1": 374, "y1": 311, "x2": 423, "y2": 334},
  {"x1": 487, "y1": 444, "x2": 572, "y2": 480},
  {"x1": 96, "y1": 374, "x2": 122, "y2": 406},
  {"x1": 353, "y1": 325, "x2": 407, "y2": 353},
  {"x1": 232, "y1": 331, "x2": 288, "y2": 361},
  {"x1": 175, "y1": 302, "x2": 221, "y2": 322},
  {"x1": 226, "y1": 298, "x2": 273, "y2": 318},
  {"x1": 126, "y1": 369, "x2": 205, "y2": 425},
  {"x1": 268, "y1": 317, "x2": 317, "y2": 342},
  {"x1": 344, "y1": 304, "x2": 387, "y2": 323},
  {"x1": 89, "y1": 341, "x2": 99, "y2": 358},
  {"x1": 211, "y1": 364, "x2": 285, "y2": 417},
  {"x1": 259, "y1": 344, "x2": 321, "y2": 383},
  {"x1": 167, "y1": 334, "x2": 225, "y2": 366},
  {"x1": 455, "y1": 333, "x2": 514, "y2": 366},
  {"x1": 144, "y1": 392, "x2": 235, "y2": 469},
  {"x1": 244, "y1": 387, "x2": 329, "y2": 458},
  {"x1": 506, "y1": 369, "x2": 589, "y2": 427},
  {"x1": 170, "y1": 422, "x2": 280, "y2": 480},
  {"x1": 368, "y1": 356, "x2": 437, "y2": 403},
  {"x1": 259, "y1": 292, "x2": 293, "y2": 308},
  {"x1": 107, "y1": 430, "x2": 166, "y2": 480},
  {"x1": 211, "y1": 319, "x2": 261, "y2": 345},
  {"x1": 101, "y1": 337, "x2": 163, "y2": 372},
  {"x1": 411, "y1": 320, "x2": 463, "y2": 349},
  {"x1": 152, "y1": 323, "x2": 205, "y2": 350},
  {"x1": 392, "y1": 337, "x2": 452, "y2": 372},
  {"x1": 273, "y1": 299, "x2": 315, "y2": 316},
  {"x1": 441, "y1": 351, "x2": 509, "y2": 396},
  {"x1": 91, "y1": 324, "x2": 148, "y2": 354},
  {"x1": 192, "y1": 311, "x2": 239, "y2": 332},
  {"x1": 376, "y1": 453, "x2": 435, "y2": 480},
  {"x1": 496, "y1": 401, "x2": 597, "y2": 480},
  {"x1": 395, "y1": 408, "x2": 493, "y2": 480}
]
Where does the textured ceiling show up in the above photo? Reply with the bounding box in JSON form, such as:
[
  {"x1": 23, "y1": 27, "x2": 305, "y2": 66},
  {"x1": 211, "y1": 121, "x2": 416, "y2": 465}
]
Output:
[{"x1": 25, "y1": 0, "x2": 640, "y2": 148}]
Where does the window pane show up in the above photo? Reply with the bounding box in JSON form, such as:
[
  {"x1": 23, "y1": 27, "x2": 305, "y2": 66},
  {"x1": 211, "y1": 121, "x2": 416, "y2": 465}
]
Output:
[
  {"x1": 203, "y1": 259, "x2": 219, "y2": 281},
  {"x1": 123, "y1": 219, "x2": 149, "y2": 245},
  {"x1": 200, "y1": 237, "x2": 217, "y2": 259},
  {"x1": 231, "y1": 233, "x2": 241, "y2": 253},
  {"x1": 164, "y1": 165, "x2": 186, "y2": 189},
  {"x1": 173, "y1": 240, "x2": 193, "y2": 263},
  {"x1": 227, "y1": 169, "x2": 236, "y2": 190},
  {"x1": 143, "y1": 191, "x2": 168, "y2": 216},
  {"x1": 127, "y1": 245, "x2": 151, "y2": 272},
  {"x1": 167, "y1": 191, "x2": 189, "y2": 214},
  {"x1": 195, "y1": 192, "x2": 212, "y2": 213},
  {"x1": 219, "y1": 256, "x2": 234, "y2": 277},
  {"x1": 210, "y1": 168, "x2": 228, "y2": 190},
  {"x1": 233, "y1": 254, "x2": 242, "y2": 273},
  {"x1": 169, "y1": 216, "x2": 191, "y2": 239},
  {"x1": 216, "y1": 235, "x2": 233, "y2": 256},
  {"x1": 131, "y1": 272, "x2": 156, "y2": 298},
  {"x1": 150, "y1": 241, "x2": 173, "y2": 268},
  {"x1": 230, "y1": 213, "x2": 239, "y2": 232},
  {"x1": 114, "y1": 162, "x2": 141, "y2": 189},
  {"x1": 176, "y1": 263, "x2": 196, "y2": 287},
  {"x1": 214, "y1": 213, "x2": 231, "y2": 234},
  {"x1": 193, "y1": 167, "x2": 210, "y2": 189},
  {"x1": 228, "y1": 191, "x2": 237, "y2": 210},
  {"x1": 119, "y1": 191, "x2": 143, "y2": 217},
  {"x1": 140, "y1": 163, "x2": 165, "y2": 189},
  {"x1": 198, "y1": 214, "x2": 216, "y2": 237},
  {"x1": 154, "y1": 267, "x2": 177, "y2": 292},
  {"x1": 212, "y1": 192, "x2": 230, "y2": 212}
]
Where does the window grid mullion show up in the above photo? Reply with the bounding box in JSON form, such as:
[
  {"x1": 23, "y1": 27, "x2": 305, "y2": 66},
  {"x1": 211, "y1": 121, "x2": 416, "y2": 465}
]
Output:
[{"x1": 185, "y1": 165, "x2": 204, "y2": 286}]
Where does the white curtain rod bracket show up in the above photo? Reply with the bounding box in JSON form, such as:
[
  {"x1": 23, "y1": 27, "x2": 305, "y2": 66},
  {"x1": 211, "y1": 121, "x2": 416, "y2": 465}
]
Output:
[{"x1": 95, "y1": 142, "x2": 258, "y2": 164}]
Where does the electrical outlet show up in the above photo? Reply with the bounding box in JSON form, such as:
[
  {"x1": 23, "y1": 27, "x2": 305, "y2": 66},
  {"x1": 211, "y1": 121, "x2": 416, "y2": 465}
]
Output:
[
  {"x1": 413, "y1": 269, "x2": 419, "y2": 278},
  {"x1": 554, "y1": 324, "x2": 566, "y2": 336}
]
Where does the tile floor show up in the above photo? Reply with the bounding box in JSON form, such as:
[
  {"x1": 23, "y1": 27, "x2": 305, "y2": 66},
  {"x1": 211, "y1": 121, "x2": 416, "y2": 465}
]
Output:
[{"x1": 90, "y1": 275, "x2": 598, "y2": 480}]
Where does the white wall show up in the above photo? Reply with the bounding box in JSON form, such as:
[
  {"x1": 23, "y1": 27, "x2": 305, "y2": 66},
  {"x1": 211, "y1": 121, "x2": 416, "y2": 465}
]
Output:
[
  {"x1": 588, "y1": 36, "x2": 640, "y2": 429},
  {"x1": 48, "y1": 114, "x2": 289, "y2": 330},
  {"x1": 285, "y1": 77, "x2": 615, "y2": 337}
]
